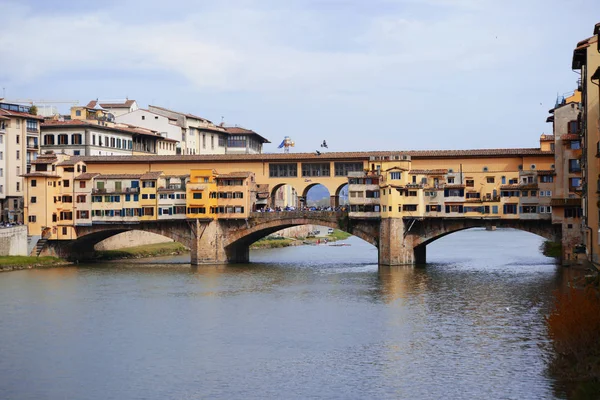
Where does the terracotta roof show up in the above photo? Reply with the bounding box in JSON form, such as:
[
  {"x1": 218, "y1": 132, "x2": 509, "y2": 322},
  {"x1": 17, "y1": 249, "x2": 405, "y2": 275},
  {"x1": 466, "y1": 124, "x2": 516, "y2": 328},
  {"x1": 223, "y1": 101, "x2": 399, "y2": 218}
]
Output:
[
  {"x1": 96, "y1": 174, "x2": 143, "y2": 180},
  {"x1": 520, "y1": 184, "x2": 539, "y2": 190},
  {"x1": 74, "y1": 173, "x2": 100, "y2": 180},
  {"x1": 148, "y1": 105, "x2": 212, "y2": 123},
  {"x1": 0, "y1": 109, "x2": 44, "y2": 121},
  {"x1": 537, "y1": 170, "x2": 556, "y2": 176},
  {"x1": 21, "y1": 172, "x2": 57, "y2": 178},
  {"x1": 444, "y1": 184, "x2": 465, "y2": 189},
  {"x1": 550, "y1": 198, "x2": 582, "y2": 207},
  {"x1": 31, "y1": 156, "x2": 58, "y2": 164},
  {"x1": 73, "y1": 148, "x2": 553, "y2": 164},
  {"x1": 560, "y1": 134, "x2": 580, "y2": 141},
  {"x1": 216, "y1": 172, "x2": 253, "y2": 179},
  {"x1": 56, "y1": 159, "x2": 80, "y2": 166},
  {"x1": 140, "y1": 171, "x2": 162, "y2": 180},
  {"x1": 42, "y1": 119, "x2": 165, "y2": 139},
  {"x1": 500, "y1": 184, "x2": 521, "y2": 190},
  {"x1": 0, "y1": 115, "x2": 9, "y2": 120},
  {"x1": 540, "y1": 135, "x2": 555, "y2": 142},
  {"x1": 86, "y1": 100, "x2": 136, "y2": 109},
  {"x1": 224, "y1": 126, "x2": 270, "y2": 143},
  {"x1": 409, "y1": 169, "x2": 448, "y2": 175}
]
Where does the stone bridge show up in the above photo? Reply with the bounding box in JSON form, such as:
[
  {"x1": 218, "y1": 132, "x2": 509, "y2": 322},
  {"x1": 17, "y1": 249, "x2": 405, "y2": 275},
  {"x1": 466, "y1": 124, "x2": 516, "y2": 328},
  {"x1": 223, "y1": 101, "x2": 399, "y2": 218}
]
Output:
[{"x1": 45, "y1": 213, "x2": 561, "y2": 266}]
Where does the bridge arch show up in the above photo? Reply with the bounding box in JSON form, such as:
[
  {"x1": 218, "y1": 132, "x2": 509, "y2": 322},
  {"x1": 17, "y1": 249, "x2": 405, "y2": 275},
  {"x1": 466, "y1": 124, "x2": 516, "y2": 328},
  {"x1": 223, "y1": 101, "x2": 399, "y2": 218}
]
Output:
[
  {"x1": 270, "y1": 183, "x2": 298, "y2": 208},
  {"x1": 222, "y1": 213, "x2": 379, "y2": 262},
  {"x1": 45, "y1": 220, "x2": 196, "y2": 260},
  {"x1": 401, "y1": 218, "x2": 561, "y2": 264}
]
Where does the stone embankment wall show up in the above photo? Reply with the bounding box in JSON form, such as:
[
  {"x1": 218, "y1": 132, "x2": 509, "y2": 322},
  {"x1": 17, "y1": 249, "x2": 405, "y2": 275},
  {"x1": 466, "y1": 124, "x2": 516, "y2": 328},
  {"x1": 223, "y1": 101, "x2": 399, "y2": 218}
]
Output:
[
  {"x1": 0, "y1": 226, "x2": 28, "y2": 256},
  {"x1": 94, "y1": 230, "x2": 174, "y2": 251}
]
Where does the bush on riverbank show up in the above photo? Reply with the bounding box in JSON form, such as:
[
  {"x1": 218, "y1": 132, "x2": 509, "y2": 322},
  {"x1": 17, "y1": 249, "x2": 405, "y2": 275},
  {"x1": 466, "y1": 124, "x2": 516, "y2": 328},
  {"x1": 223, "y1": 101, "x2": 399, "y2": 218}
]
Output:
[
  {"x1": 541, "y1": 241, "x2": 561, "y2": 258},
  {"x1": 328, "y1": 230, "x2": 351, "y2": 241},
  {"x1": 546, "y1": 282, "x2": 600, "y2": 382},
  {"x1": 96, "y1": 242, "x2": 187, "y2": 260}
]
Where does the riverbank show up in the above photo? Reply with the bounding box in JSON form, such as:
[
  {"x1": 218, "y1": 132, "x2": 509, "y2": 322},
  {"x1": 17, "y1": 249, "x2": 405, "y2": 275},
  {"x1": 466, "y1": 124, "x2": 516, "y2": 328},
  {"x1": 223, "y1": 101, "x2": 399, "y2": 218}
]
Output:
[
  {"x1": 250, "y1": 230, "x2": 352, "y2": 249},
  {"x1": 0, "y1": 256, "x2": 70, "y2": 272},
  {"x1": 95, "y1": 242, "x2": 188, "y2": 260}
]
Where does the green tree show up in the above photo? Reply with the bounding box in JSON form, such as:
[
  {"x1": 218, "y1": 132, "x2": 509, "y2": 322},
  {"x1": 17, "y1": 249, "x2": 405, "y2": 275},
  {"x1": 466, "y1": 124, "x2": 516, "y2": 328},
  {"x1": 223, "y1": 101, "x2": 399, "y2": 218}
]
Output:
[{"x1": 29, "y1": 105, "x2": 38, "y2": 115}]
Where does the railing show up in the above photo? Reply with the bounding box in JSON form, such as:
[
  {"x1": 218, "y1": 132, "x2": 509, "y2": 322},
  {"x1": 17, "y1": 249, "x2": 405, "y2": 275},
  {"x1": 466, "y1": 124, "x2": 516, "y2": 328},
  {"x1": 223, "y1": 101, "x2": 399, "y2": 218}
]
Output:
[
  {"x1": 27, "y1": 143, "x2": 38, "y2": 149},
  {"x1": 26, "y1": 127, "x2": 39, "y2": 134}
]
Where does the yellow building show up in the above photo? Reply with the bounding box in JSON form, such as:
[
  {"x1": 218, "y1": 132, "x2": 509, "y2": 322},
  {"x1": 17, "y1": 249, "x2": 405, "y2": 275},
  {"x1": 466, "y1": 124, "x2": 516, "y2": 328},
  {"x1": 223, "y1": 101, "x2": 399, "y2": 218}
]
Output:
[{"x1": 186, "y1": 169, "x2": 217, "y2": 219}]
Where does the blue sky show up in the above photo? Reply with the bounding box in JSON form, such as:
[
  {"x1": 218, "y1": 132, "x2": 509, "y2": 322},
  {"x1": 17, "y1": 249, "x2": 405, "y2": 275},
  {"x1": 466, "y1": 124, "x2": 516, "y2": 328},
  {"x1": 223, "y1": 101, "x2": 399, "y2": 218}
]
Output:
[{"x1": 1, "y1": 0, "x2": 599, "y2": 153}]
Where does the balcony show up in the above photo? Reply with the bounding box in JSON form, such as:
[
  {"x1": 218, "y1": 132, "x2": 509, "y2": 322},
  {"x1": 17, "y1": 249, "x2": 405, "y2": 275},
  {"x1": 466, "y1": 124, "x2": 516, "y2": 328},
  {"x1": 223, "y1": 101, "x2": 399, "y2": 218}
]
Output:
[
  {"x1": 92, "y1": 187, "x2": 139, "y2": 194},
  {"x1": 27, "y1": 143, "x2": 38, "y2": 150},
  {"x1": 26, "y1": 127, "x2": 39, "y2": 135}
]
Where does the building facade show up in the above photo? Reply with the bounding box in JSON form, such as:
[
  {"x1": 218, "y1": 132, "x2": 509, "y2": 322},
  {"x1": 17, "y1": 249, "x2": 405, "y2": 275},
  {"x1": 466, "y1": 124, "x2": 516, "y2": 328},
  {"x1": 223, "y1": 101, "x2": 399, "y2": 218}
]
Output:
[
  {"x1": 0, "y1": 102, "x2": 44, "y2": 223},
  {"x1": 572, "y1": 22, "x2": 600, "y2": 264}
]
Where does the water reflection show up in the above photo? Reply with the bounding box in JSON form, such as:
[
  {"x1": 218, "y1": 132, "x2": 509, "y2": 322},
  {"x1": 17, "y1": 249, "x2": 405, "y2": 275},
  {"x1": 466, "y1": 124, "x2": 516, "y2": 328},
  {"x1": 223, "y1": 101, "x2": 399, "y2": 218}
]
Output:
[{"x1": 0, "y1": 228, "x2": 578, "y2": 399}]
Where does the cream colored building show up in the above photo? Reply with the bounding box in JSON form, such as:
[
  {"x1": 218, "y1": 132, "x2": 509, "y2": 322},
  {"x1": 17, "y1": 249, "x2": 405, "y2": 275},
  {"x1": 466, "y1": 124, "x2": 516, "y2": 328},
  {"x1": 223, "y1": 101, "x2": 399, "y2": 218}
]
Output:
[{"x1": 0, "y1": 102, "x2": 44, "y2": 223}]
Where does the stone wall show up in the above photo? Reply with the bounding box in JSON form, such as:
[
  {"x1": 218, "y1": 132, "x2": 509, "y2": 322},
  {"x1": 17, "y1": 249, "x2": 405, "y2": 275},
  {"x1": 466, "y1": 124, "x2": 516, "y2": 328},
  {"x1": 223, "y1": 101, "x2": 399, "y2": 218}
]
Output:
[
  {"x1": 0, "y1": 226, "x2": 28, "y2": 256},
  {"x1": 94, "y1": 230, "x2": 174, "y2": 251}
]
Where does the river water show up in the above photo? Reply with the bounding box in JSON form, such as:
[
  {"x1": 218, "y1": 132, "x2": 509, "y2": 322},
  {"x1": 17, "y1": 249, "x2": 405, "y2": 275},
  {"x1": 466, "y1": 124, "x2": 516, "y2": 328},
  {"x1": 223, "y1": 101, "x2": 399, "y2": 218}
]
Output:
[{"x1": 0, "y1": 228, "x2": 579, "y2": 399}]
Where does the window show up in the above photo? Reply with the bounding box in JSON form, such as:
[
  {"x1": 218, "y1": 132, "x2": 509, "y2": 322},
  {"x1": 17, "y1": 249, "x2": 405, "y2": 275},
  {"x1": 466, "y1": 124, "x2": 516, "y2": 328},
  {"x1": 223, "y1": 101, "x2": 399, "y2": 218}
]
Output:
[
  {"x1": 390, "y1": 172, "x2": 401, "y2": 180},
  {"x1": 501, "y1": 176, "x2": 506, "y2": 184},
  {"x1": 76, "y1": 195, "x2": 86, "y2": 203},
  {"x1": 540, "y1": 175, "x2": 554, "y2": 183},
  {"x1": 539, "y1": 206, "x2": 552, "y2": 213},
  {"x1": 16, "y1": 182, "x2": 20, "y2": 191},
  {"x1": 569, "y1": 177, "x2": 582, "y2": 190},
  {"x1": 466, "y1": 179, "x2": 474, "y2": 187},
  {"x1": 492, "y1": 205, "x2": 498, "y2": 214},
  {"x1": 72, "y1": 134, "x2": 82, "y2": 144},
  {"x1": 503, "y1": 204, "x2": 518, "y2": 214},
  {"x1": 404, "y1": 204, "x2": 417, "y2": 212},
  {"x1": 569, "y1": 159, "x2": 581, "y2": 173},
  {"x1": 77, "y1": 210, "x2": 90, "y2": 219},
  {"x1": 60, "y1": 211, "x2": 73, "y2": 220},
  {"x1": 564, "y1": 207, "x2": 582, "y2": 218},
  {"x1": 63, "y1": 180, "x2": 70, "y2": 188},
  {"x1": 570, "y1": 141, "x2": 581, "y2": 150},
  {"x1": 26, "y1": 120, "x2": 37, "y2": 132},
  {"x1": 79, "y1": 181, "x2": 86, "y2": 188},
  {"x1": 193, "y1": 192, "x2": 202, "y2": 199},
  {"x1": 486, "y1": 177, "x2": 495, "y2": 183},
  {"x1": 16, "y1": 135, "x2": 20, "y2": 144},
  {"x1": 143, "y1": 207, "x2": 154, "y2": 216},
  {"x1": 269, "y1": 163, "x2": 298, "y2": 177},
  {"x1": 301, "y1": 163, "x2": 330, "y2": 177},
  {"x1": 62, "y1": 227, "x2": 67, "y2": 235},
  {"x1": 16, "y1": 150, "x2": 20, "y2": 160},
  {"x1": 333, "y1": 162, "x2": 364, "y2": 176},
  {"x1": 30, "y1": 196, "x2": 36, "y2": 204},
  {"x1": 142, "y1": 181, "x2": 156, "y2": 188},
  {"x1": 58, "y1": 134, "x2": 68, "y2": 144},
  {"x1": 31, "y1": 179, "x2": 37, "y2": 187},
  {"x1": 447, "y1": 177, "x2": 455, "y2": 184},
  {"x1": 567, "y1": 120, "x2": 579, "y2": 134},
  {"x1": 521, "y1": 205, "x2": 537, "y2": 213},
  {"x1": 28, "y1": 215, "x2": 36, "y2": 223},
  {"x1": 228, "y1": 135, "x2": 247, "y2": 148},
  {"x1": 531, "y1": 164, "x2": 536, "y2": 170}
]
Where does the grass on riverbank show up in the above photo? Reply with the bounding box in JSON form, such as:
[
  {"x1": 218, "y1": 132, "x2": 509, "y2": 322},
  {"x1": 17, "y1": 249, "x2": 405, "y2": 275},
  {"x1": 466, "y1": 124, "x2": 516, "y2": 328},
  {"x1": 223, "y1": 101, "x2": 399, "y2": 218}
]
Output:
[
  {"x1": 327, "y1": 230, "x2": 352, "y2": 241},
  {"x1": 0, "y1": 256, "x2": 64, "y2": 267},
  {"x1": 250, "y1": 237, "x2": 296, "y2": 249},
  {"x1": 96, "y1": 242, "x2": 188, "y2": 260}
]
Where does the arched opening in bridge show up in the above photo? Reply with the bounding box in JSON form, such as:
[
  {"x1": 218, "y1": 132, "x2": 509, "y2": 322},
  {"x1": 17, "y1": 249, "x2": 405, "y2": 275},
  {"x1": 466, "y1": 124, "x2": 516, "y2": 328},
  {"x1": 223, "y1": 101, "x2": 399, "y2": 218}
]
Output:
[
  {"x1": 270, "y1": 183, "x2": 298, "y2": 210},
  {"x1": 421, "y1": 227, "x2": 556, "y2": 266},
  {"x1": 336, "y1": 183, "x2": 349, "y2": 207},
  {"x1": 303, "y1": 183, "x2": 332, "y2": 209},
  {"x1": 94, "y1": 230, "x2": 176, "y2": 252}
]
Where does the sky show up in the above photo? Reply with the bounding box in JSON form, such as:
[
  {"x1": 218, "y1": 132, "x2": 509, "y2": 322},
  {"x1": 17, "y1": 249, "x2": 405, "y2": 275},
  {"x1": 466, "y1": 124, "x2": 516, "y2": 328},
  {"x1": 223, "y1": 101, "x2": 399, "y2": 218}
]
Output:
[{"x1": 1, "y1": 0, "x2": 599, "y2": 153}]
